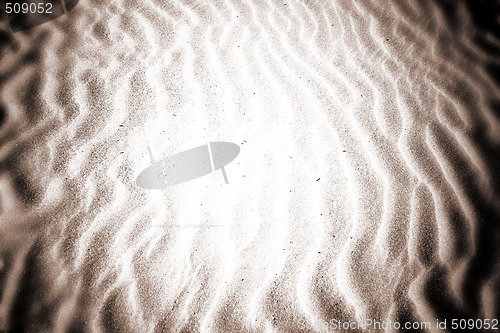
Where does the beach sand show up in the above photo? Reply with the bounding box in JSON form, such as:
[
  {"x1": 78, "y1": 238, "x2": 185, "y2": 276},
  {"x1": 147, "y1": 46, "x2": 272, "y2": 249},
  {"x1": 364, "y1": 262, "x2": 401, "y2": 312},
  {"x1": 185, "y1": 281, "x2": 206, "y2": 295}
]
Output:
[{"x1": 0, "y1": 0, "x2": 499, "y2": 331}]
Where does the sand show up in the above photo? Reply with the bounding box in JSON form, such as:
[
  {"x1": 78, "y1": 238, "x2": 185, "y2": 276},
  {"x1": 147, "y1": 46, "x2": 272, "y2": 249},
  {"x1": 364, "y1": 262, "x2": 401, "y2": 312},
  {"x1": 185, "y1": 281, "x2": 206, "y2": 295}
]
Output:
[{"x1": 0, "y1": 0, "x2": 499, "y2": 332}]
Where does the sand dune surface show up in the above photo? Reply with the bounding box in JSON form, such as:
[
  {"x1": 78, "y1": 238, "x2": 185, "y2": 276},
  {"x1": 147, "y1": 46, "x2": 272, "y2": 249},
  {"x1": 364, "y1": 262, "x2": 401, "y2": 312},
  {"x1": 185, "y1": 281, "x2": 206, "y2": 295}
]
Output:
[{"x1": 0, "y1": 0, "x2": 499, "y2": 332}]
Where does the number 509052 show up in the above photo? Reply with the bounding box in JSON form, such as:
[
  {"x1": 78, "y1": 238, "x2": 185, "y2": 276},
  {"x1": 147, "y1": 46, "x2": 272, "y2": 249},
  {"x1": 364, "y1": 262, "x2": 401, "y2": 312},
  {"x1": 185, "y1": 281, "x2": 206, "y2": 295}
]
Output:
[
  {"x1": 5, "y1": 3, "x2": 53, "y2": 14},
  {"x1": 451, "y1": 319, "x2": 498, "y2": 330}
]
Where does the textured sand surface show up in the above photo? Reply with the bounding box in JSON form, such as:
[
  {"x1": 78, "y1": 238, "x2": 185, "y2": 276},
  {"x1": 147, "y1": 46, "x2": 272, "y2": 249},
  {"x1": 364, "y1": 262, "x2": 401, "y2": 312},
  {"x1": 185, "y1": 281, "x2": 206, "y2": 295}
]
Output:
[{"x1": 0, "y1": 0, "x2": 499, "y2": 332}]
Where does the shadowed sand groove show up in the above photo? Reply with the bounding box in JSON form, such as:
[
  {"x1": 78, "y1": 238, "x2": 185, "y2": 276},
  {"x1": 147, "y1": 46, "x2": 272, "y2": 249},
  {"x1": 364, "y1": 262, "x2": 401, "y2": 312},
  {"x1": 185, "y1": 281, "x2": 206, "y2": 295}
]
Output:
[{"x1": 0, "y1": 0, "x2": 499, "y2": 332}]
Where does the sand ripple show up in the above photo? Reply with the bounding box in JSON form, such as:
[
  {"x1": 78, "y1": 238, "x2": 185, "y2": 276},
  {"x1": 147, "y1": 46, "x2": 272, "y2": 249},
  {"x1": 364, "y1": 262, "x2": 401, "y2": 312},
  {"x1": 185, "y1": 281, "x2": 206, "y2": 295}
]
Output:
[{"x1": 1, "y1": 0, "x2": 499, "y2": 332}]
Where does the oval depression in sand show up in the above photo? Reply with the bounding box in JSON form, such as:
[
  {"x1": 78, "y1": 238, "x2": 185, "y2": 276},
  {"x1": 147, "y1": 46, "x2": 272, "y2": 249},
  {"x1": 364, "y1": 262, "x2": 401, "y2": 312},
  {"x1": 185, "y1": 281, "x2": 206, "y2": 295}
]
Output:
[{"x1": 136, "y1": 142, "x2": 240, "y2": 188}]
